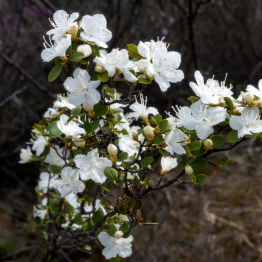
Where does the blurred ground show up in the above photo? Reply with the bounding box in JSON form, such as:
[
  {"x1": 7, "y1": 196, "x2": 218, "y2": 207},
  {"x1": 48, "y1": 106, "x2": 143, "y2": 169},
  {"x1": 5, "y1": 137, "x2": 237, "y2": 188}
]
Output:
[{"x1": 1, "y1": 0, "x2": 262, "y2": 261}]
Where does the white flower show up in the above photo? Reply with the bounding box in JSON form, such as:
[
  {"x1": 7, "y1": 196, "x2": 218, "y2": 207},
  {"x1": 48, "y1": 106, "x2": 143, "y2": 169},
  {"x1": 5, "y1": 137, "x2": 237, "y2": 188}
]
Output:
[
  {"x1": 74, "y1": 148, "x2": 112, "y2": 183},
  {"x1": 54, "y1": 95, "x2": 76, "y2": 110},
  {"x1": 184, "y1": 100, "x2": 227, "y2": 140},
  {"x1": 161, "y1": 157, "x2": 178, "y2": 175},
  {"x1": 33, "y1": 206, "x2": 47, "y2": 220},
  {"x1": 64, "y1": 68, "x2": 101, "y2": 106},
  {"x1": 45, "y1": 145, "x2": 70, "y2": 166},
  {"x1": 19, "y1": 146, "x2": 32, "y2": 164},
  {"x1": 170, "y1": 105, "x2": 192, "y2": 128},
  {"x1": 246, "y1": 79, "x2": 262, "y2": 100},
  {"x1": 80, "y1": 14, "x2": 112, "y2": 48},
  {"x1": 44, "y1": 108, "x2": 60, "y2": 118},
  {"x1": 41, "y1": 34, "x2": 71, "y2": 62},
  {"x1": 229, "y1": 107, "x2": 262, "y2": 138},
  {"x1": 47, "y1": 10, "x2": 79, "y2": 41},
  {"x1": 121, "y1": 60, "x2": 138, "y2": 82},
  {"x1": 126, "y1": 94, "x2": 159, "y2": 120},
  {"x1": 57, "y1": 114, "x2": 85, "y2": 137},
  {"x1": 77, "y1": 44, "x2": 92, "y2": 58},
  {"x1": 114, "y1": 113, "x2": 131, "y2": 133},
  {"x1": 54, "y1": 167, "x2": 85, "y2": 198},
  {"x1": 65, "y1": 193, "x2": 80, "y2": 208},
  {"x1": 164, "y1": 128, "x2": 187, "y2": 155},
  {"x1": 118, "y1": 135, "x2": 140, "y2": 157},
  {"x1": 98, "y1": 224, "x2": 133, "y2": 259},
  {"x1": 32, "y1": 136, "x2": 46, "y2": 156},
  {"x1": 94, "y1": 49, "x2": 129, "y2": 77},
  {"x1": 151, "y1": 48, "x2": 184, "y2": 91},
  {"x1": 38, "y1": 172, "x2": 59, "y2": 193},
  {"x1": 84, "y1": 199, "x2": 107, "y2": 217}
]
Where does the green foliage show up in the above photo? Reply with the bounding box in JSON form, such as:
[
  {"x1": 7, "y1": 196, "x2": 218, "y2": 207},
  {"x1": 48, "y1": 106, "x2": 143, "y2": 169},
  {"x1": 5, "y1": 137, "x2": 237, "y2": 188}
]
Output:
[
  {"x1": 92, "y1": 210, "x2": 102, "y2": 223},
  {"x1": 69, "y1": 52, "x2": 85, "y2": 62},
  {"x1": 72, "y1": 106, "x2": 82, "y2": 116},
  {"x1": 104, "y1": 167, "x2": 118, "y2": 181},
  {"x1": 119, "y1": 222, "x2": 129, "y2": 232},
  {"x1": 159, "y1": 148, "x2": 170, "y2": 157},
  {"x1": 100, "y1": 197, "x2": 107, "y2": 206},
  {"x1": 188, "y1": 141, "x2": 201, "y2": 151},
  {"x1": 138, "y1": 75, "x2": 152, "y2": 84},
  {"x1": 46, "y1": 121, "x2": 63, "y2": 138},
  {"x1": 48, "y1": 165, "x2": 61, "y2": 174},
  {"x1": 92, "y1": 44, "x2": 99, "y2": 56},
  {"x1": 74, "y1": 213, "x2": 83, "y2": 225},
  {"x1": 195, "y1": 174, "x2": 207, "y2": 184},
  {"x1": 126, "y1": 44, "x2": 140, "y2": 58},
  {"x1": 190, "y1": 158, "x2": 207, "y2": 170},
  {"x1": 94, "y1": 105, "x2": 108, "y2": 117},
  {"x1": 227, "y1": 130, "x2": 241, "y2": 143},
  {"x1": 141, "y1": 156, "x2": 154, "y2": 167},
  {"x1": 158, "y1": 120, "x2": 168, "y2": 131},
  {"x1": 84, "y1": 122, "x2": 93, "y2": 134},
  {"x1": 48, "y1": 64, "x2": 62, "y2": 82},
  {"x1": 224, "y1": 97, "x2": 234, "y2": 112},
  {"x1": 117, "y1": 152, "x2": 128, "y2": 162},
  {"x1": 220, "y1": 156, "x2": 229, "y2": 166},
  {"x1": 210, "y1": 134, "x2": 225, "y2": 148},
  {"x1": 97, "y1": 72, "x2": 110, "y2": 82}
]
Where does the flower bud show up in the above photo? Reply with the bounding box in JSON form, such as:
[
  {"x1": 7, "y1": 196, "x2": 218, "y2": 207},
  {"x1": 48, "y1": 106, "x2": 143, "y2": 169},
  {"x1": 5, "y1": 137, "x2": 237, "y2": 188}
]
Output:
[
  {"x1": 77, "y1": 45, "x2": 92, "y2": 58},
  {"x1": 243, "y1": 92, "x2": 254, "y2": 104},
  {"x1": 70, "y1": 24, "x2": 78, "y2": 38},
  {"x1": 73, "y1": 136, "x2": 85, "y2": 148},
  {"x1": 114, "y1": 230, "x2": 124, "y2": 239},
  {"x1": 107, "y1": 144, "x2": 118, "y2": 162},
  {"x1": 218, "y1": 96, "x2": 224, "y2": 104},
  {"x1": 185, "y1": 165, "x2": 193, "y2": 175},
  {"x1": 138, "y1": 59, "x2": 147, "y2": 72},
  {"x1": 166, "y1": 116, "x2": 175, "y2": 129},
  {"x1": 143, "y1": 126, "x2": 155, "y2": 141},
  {"x1": 95, "y1": 65, "x2": 105, "y2": 73},
  {"x1": 204, "y1": 139, "x2": 213, "y2": 151},
  {"x1": 132, "y1": 130, "x2": 139, "y2": 141},
  {"x1": 83, "y1": 101, "x2": 95, "y2": 117}
]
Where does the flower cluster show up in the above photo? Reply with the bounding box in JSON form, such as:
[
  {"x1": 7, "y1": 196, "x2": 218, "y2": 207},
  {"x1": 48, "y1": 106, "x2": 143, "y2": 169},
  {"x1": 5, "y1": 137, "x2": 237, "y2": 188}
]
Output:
[{"x1": 19, "y1": 10, "x2": 262, "y2": 261}]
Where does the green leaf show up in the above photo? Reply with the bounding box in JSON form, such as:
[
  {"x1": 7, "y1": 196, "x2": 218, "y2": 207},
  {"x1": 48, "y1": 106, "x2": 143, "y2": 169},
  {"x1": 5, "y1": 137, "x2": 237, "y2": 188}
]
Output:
[
  {"x1": 220, "y1": 156, "x2": 229, "y2": 166},
  {"x1": 109, "y1": 255, "x2": 120, "y2": 262},
  {"x1": 69, "y1": 52, "x2": 85, "y2": 62},
  {"x1": 118, "y1": 205, "x2": 128, "y2": 214},
  {"x1": 48, "y1": 165, "x2": 61, "y2": 175},
  {"x1": 55, "y1": 57, "x2": 62, "y2": 64},
  {"x1": 126, "y1": 44, "x2": 140, "y2": 58},
  {"x1": 179, "y1": 160, "x2": 187, "y2": 168},
  {"x1": 52, "y1": 193, "x2": 61, "y2": 200},
  {"x1": 190, "y1": 158, "x2": 207, "y2": 170},
  {"x1": 31, "y1": 154, "x2": 40, "y2": 161},
  {"x1": 107, "y1": 224, "x2": 117, "y2": 236},
  {"x1": 119, "y1": 222, "x2": 128, "y2": 233},
  {"x1": 74, "y1": 213, "x2": 83, "y2": 225},
  {"x1": 227, "y1": 130, "x2": 241, "y2": 143},
  {"x1": 101, "y1": 186, "x2": 110, "y2": 193},
  {"x1": 92, "y1": 210, "x2": 102, "y2": 223},
  {"x1": 100, "y1": 197, "x2": 107, "y2": 206},
  {"x1": 79, "y1": 60, "x2": 87, "y2": 64},
  {"x1": 118, "y1": 214, "x2": 129, "y2": 222},
  {"x1": 159, "y1": 148, "x2": 170, "y2": 157},
  {"x1": 92, "y1": 120, "x2": 99, "y2": 131},
  {"x1": 42, "y1": 146, "x2": 50, "y2": 157},
  {"x1": 97, "y1": 73, "x2": 110, "y2": 82},
  {"x1": 141, "y1": 156, "x2": 154, "y2": 167},
  {"x1": 117, "y1": 152, "x2": 128, "y2": 162},
  {"x1": 90, "y1": 74, "x2": 99, "y2": 81},
  {"x1": 83, "y1": 195, "x2": 90, "y2": 202},
  {"x1": 46, "y1": 121, "x2": 63, "y2": 138},
  {"x1": 66, "y1": 44, "x2": 73, "y2": 55},
  {"x1": 122, "y1": 161, "x2": 130, "y2": 169},
  {"x1": 72, "y1": 106, "x2": 82, "y2": 116},
  {"x1": 138, "y1": 75, "x2": 152, "y2": 84},
  {"x1": 189, "y1": 141, "x2": 201, "y2": 151},
  {"x1": 95, "y1": 105, "x2": 108, "y2": 117},
  {"x1": 84, "y1": 122, "x2": 93, "y2": 134},
  {"x1": 153, "y1": 136, "x2": 164, "y2": 145},
  {"x1": 195, "y1": 174, "x2": 207, "y2": 184},
  {"x1": 104, "y1": 167, "x2": 118, "y2": 181},
  {"x1": 113, "y1": 78, "x2": 127, "y2": 82},
  {"x1": 224, "y1": 97, "x2": 234, "y2": 112},
  {"x1": 188, "y1": 174, "x2": 196, "y2": 182},
  {"x1": 154, "y1": 114, "x2": 162, "y2": 124},
  {"x1": 159, "y1": 120, "x2": 168, "y2": 131},
  {"x1": 210, "y1": 134, "x2": 225, "y2": 148},
  {"x1": 187, "y1": 96, "x2": 200, "y2": 103},
  {"x1": 191, "y1": 148, "x2": 204, "y2": 157},
  {"x1": 83, "y1": 221, "x2": 92, "y2": 231},
  {"x1": 92, "y1": 44, "x2": 99, "y2": 56},
  {"x1": 181, "y1": 154, "x2": 189, "y2": 165},
  {"x1": 48, "y1": 64, "x2": 62, "y2": 82}
]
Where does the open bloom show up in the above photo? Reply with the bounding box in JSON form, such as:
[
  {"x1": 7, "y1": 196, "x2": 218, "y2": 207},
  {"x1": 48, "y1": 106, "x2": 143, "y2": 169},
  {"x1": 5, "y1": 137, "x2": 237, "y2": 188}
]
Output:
[
  {"x1": 45, "y1": 145, "x2": 70, "y2": 166},
  {"x1": 118, "y1": 134, "x2": 140, "y2": 157},
  {"x1": 54, "y1": 167, "x2": 85, "y2": 198},
  {"x1": 33, "y1": 199, "x2": 47, "y2": 220},
  {"x1": 170, "y1": 105, "x2": 192, "y2": 128},
  {"x1": 19, "y1": 146, "x2": 32, "y2": 164},
  {"x1": 57, "y1": 114, "x2": 85, "y2": 137},
  {"x1": 164, "y1": 128, "x2": 187, "y2": 155},
  {"x1": 151, "y1": 48, "x2": 184, "y2": 91},
  {"x1": 64, "y1": 68, "x2": 101, "y2": 106},
  {"x1": 38, "y1": 172, "x2": 58, "y2": 193},
  {"x1": 44, "y1": 108, "x2": 60, "y2": 118},
  {"x1": 184, "y1": 100, "x2": 227, "y2": 140},
  {"x1": 121, "y1": 60, "x2": 138, "y2": 82},
  {"x1": 161, "y1": 157, "x2": 178, "y2": 175},
  {"x1": 246, "y1": 79, "x2": 262, "y2": 100},
  {"x1": 47, "y1": 10, "x2": 79, "y2": 41},
  {"x1": 54, "y1": 95, "x2": 76, "y2": 110},
  {"x1": 98, "y1": 224, "x2": 133, "y2": 259},
  {"x1": 65, "y1": 193, "x2": 80, "y2": 208},
  {"x1": 84, "y1": 199, "x2": 107, "y2": 217},
  {"x1": 80, "y1": 14, "x2": 112, "y2": 48},
  {"x1": 94, "y1": 49, "x2": 129, "y2": 77},
  {"x1": 32, "y1": 136, "x2": 46, "y2": 156},
  {"x1": 41, "y1": 34, "x2": 71, "y2": 62},
  {"x1": 126, "y1": 94, "x2": 159, "y2": 120},
  {"x1": 74, "y1": 148, "x2": 112, "y2": 184},
  {"x1": 229, "y1": 107, "x2": 262, "y2": 138}
]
